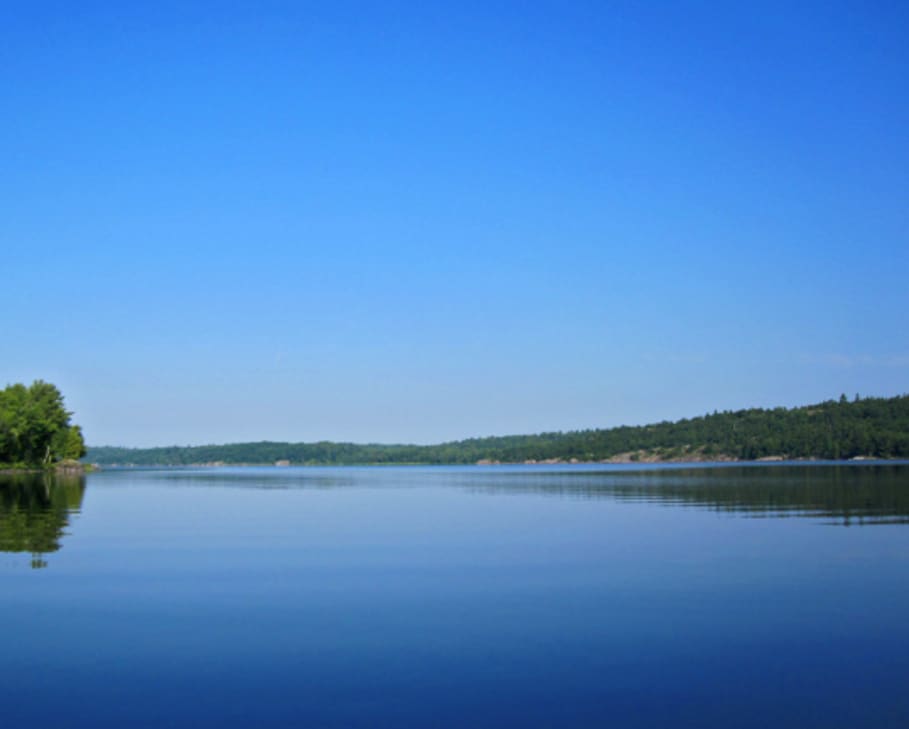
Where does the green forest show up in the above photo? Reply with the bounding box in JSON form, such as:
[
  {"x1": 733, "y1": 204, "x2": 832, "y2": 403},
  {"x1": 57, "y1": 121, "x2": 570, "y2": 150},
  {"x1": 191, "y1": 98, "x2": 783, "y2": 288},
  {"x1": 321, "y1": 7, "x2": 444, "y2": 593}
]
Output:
[
  {"x1": 0, "y1": 381, "x2": 87, "y2": 469},
  {"x1": 86, "y1": 393, "x2": 909, "y2": 466}
]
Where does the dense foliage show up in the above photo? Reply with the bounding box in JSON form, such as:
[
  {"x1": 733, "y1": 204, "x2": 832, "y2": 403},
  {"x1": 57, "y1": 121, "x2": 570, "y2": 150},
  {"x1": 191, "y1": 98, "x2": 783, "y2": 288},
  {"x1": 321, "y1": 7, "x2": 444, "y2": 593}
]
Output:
[
  {"x1": 0, "y1": 381, "x2": 87, "y2": 468},
  {"x1": 86, "y1": 394, "x2": 909, "y2": 466}
]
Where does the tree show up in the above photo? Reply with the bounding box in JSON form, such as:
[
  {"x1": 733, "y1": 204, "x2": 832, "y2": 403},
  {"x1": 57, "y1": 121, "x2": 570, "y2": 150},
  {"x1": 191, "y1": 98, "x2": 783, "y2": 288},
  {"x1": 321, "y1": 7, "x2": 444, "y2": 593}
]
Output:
[
  {"x1": 0, "y1": 381, "x2": 84, "y2": 467},
  {"x1": 52, "y1": 425, "x2": 87, "y2": 461}
]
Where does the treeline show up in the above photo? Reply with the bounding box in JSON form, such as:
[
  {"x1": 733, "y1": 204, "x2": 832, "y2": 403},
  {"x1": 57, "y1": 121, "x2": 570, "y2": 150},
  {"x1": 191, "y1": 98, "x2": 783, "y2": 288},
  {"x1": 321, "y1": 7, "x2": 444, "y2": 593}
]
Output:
[
  {"x1": 0, "y1": 382, "x2": 87, "y2": 468},
  {"x1": 86, "y1": 394, "x2": 909, "y2": 466}
]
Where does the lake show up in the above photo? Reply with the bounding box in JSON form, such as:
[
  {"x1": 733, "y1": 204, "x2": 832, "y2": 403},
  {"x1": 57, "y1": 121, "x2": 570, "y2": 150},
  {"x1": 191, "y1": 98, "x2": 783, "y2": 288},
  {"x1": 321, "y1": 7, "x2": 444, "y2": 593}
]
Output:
[{"x1": 2, "y1": 463, "x2": 908, "y2": 728}]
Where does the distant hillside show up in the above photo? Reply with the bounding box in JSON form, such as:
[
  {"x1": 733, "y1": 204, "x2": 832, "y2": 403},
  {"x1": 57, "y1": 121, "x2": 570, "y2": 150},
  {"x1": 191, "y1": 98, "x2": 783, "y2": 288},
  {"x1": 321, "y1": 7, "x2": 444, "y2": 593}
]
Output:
[{"x1": 85, "y1": 394, "x2": 909, "y2": 466}]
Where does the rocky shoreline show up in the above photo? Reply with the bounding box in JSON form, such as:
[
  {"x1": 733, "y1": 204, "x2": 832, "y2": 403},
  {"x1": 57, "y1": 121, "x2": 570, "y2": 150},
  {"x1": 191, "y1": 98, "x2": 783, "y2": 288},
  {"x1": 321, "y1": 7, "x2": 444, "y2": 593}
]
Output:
[
  {"x1": 476, "y1": 449, "x2": 885, "y2": 466},
  {"x1": 0, "y1": 460, "x2": 92, "y2": 476}
]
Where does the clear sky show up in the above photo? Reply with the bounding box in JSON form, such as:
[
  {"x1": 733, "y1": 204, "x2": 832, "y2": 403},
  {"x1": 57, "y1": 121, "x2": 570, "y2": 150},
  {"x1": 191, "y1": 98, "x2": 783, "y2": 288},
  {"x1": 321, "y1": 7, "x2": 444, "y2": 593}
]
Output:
[{"x1": 2, "y1": 1, "x2": 907, "y2": 447}]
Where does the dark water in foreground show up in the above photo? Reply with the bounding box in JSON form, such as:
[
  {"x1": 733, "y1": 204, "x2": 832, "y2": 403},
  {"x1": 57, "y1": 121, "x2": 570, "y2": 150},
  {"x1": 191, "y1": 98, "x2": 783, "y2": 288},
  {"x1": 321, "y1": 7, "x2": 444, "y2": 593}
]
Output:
[{"x1": 2, "y1": 463, "x2": 908, "y2": 728}]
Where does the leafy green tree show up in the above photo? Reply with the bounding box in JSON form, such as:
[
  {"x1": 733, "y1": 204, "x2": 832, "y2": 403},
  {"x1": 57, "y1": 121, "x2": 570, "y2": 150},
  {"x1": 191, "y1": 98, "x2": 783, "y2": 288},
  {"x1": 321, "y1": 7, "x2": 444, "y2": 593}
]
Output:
[
  {"x1": 52, "y1": 425, "x2": 87, "y2": 461},
  {"x1": 0, "y1": 381, "x2": 85, "y2": 467}
]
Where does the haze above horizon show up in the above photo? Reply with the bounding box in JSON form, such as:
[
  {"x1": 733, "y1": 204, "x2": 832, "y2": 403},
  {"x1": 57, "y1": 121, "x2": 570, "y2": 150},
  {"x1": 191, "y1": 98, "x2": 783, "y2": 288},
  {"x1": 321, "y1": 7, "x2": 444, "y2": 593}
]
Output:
[{"x1": 3, "y1": 2, "x2": 907, "y2": 448}]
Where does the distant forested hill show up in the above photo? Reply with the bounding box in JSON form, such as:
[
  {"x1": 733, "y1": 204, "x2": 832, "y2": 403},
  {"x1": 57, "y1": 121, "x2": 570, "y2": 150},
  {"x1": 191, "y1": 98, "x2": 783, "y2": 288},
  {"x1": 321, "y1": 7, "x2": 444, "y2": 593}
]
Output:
[{"x1": 85, "y1": 394, "x2": 909, "y2": 466}]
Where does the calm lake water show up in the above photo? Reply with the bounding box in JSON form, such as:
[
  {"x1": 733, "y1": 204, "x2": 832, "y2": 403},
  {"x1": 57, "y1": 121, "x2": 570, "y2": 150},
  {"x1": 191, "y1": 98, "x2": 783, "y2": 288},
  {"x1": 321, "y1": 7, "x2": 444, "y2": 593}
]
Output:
[{"x1": 2, "y1": 463, "x2": 909, "y2": 728}]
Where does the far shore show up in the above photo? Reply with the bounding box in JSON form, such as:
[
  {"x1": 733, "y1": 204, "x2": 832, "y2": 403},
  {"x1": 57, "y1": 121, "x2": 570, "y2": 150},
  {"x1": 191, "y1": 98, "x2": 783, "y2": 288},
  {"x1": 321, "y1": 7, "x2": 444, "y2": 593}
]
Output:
[{"x1": 83, "y1": 455, "x2": 900, "y2": 469}]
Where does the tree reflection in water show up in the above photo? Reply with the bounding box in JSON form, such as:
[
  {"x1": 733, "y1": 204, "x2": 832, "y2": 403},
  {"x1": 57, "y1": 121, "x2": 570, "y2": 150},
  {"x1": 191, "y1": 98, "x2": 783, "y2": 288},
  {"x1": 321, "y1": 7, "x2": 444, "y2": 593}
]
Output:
[
  {"x1": 466, "y1": 464, "x2": 909, "y2": 525},
  {"x1": 0, "y1": 473, "x2": 85, "y2": 568}
]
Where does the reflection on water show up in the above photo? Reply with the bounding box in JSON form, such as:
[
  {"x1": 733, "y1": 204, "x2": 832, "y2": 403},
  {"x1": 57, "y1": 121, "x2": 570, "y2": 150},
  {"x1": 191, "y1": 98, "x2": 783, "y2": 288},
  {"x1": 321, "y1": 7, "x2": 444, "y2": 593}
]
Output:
[
  {"x1": 0, "y1": 473, "x2": 85, "y2": 567},
  {"x1": 467, "y1": 463, "x2": 909, "y2": 525},
  {"x1": 4, "y1": 464, "x2": 903, "y2": 569},
  {"x1": 2, "y1": 463, "x2": 908, "y2": 728},
  {"x1": 96, "y1": 462, "x2": 909, "y2": 526}
]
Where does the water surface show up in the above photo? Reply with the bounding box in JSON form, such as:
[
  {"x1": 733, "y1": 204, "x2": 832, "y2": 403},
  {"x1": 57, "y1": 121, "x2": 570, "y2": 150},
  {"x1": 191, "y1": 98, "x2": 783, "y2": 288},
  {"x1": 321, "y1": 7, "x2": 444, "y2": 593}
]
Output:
[{"x1": 2, "y1": 463, "x2": 908, "y2": 727}]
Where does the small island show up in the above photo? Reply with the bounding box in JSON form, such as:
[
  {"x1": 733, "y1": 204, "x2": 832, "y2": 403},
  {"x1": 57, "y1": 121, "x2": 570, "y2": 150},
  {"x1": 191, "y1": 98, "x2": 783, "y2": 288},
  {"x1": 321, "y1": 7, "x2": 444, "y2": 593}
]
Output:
[{"x1": 0, "y1": 381, "x2": 87, "y2": 473}]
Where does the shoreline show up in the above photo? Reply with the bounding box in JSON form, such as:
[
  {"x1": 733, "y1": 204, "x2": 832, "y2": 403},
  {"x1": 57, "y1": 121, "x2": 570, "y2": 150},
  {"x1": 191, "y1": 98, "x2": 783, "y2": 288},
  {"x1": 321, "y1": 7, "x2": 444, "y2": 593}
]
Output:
[
  {"x1": 0, "y1": 461, "x2": 93, "y2": 476},
  {"x1": 85, "y1": 456, "x2": 902, "y2": 469}
]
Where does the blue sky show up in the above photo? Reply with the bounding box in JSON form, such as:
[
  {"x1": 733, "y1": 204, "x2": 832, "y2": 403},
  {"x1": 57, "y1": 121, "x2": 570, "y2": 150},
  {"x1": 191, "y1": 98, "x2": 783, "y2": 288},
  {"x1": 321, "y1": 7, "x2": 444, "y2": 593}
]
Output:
[{"x1": 2, "y1": 1, "x2": 907, "y2": 446}]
